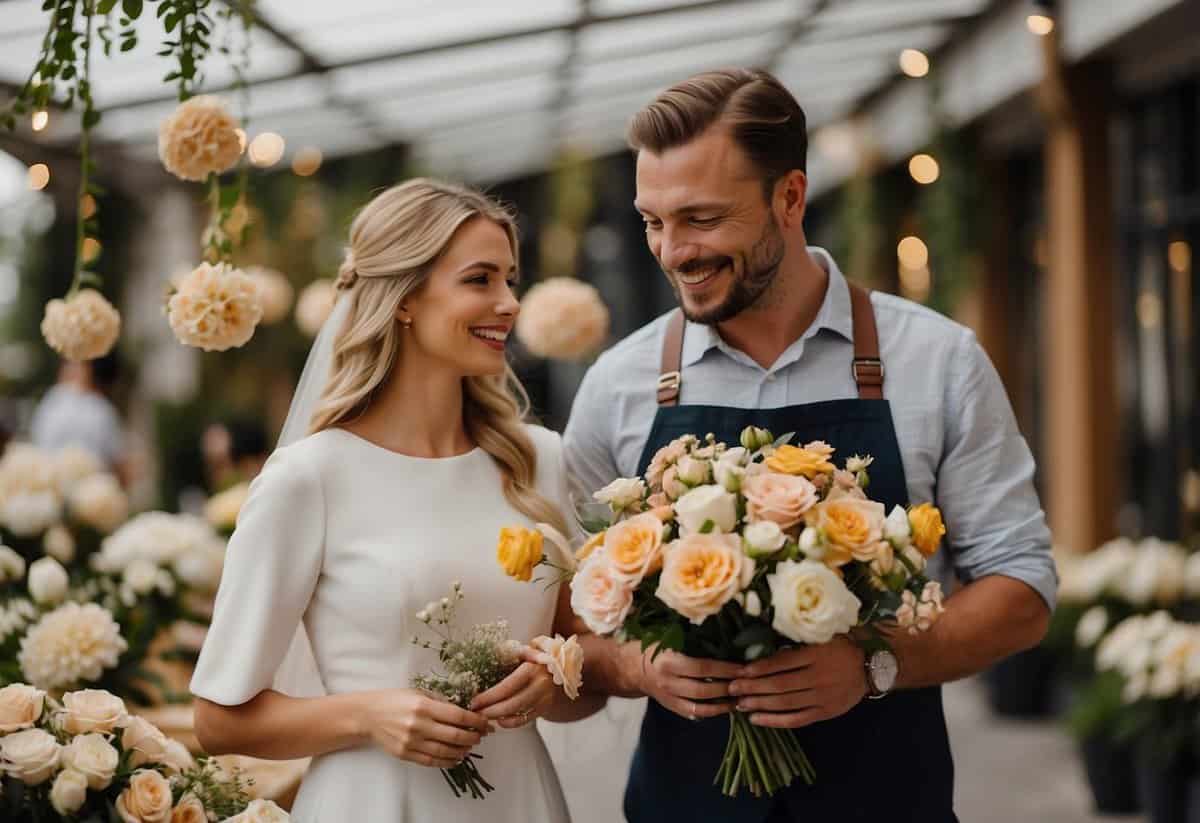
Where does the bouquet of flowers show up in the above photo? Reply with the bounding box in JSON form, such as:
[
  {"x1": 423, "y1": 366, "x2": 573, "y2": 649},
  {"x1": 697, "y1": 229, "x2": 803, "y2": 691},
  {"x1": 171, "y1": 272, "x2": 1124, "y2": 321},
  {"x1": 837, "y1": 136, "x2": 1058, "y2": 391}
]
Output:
[
  {"x1": 0, "y1": 683, "x2": 288, "y2": 821},
  {"x1": 567, "y1": 427, "x2": 947, "y2": 797},
  {"x1": 409, "y1": 581, "x2": 583, "y2": 799}
]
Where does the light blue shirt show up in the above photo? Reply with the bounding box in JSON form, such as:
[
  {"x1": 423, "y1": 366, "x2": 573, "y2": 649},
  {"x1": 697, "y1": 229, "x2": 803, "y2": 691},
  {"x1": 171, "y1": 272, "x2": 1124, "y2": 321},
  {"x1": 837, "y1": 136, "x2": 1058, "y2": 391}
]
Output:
[{"x1": 563, "y1": 248, "x2": 1057, "y2": 609}]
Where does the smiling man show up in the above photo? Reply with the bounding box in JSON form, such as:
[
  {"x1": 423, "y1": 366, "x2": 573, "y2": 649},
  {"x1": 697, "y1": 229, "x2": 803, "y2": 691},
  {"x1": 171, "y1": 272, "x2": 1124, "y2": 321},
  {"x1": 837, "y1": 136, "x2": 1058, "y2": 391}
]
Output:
[{"x1": 564, "y1": 68, "x2": 1057, "y2": 823}]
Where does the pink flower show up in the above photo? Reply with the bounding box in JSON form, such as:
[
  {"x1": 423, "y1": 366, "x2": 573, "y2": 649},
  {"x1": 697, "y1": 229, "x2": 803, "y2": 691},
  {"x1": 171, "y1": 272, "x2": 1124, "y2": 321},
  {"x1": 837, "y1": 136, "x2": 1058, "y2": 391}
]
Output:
[
  {"x1": 569, "y1": 554, "x2": 635, "y2": 635},
  {"x1": 742, "y1": 473, "x2": 818, "y2": 531}
]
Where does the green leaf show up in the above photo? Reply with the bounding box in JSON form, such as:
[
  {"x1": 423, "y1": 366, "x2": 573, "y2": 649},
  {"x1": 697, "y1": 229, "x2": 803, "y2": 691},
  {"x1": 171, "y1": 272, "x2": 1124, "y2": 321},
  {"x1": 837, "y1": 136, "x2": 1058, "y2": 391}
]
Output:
[
  {"x1": 699, "y1": 519, "x2": 715, "y2": 534},
  {"x1": 98, "y1": 0, "x2": 120, "y2": 13},
  {"x1": 164, "y1": 13, "x2": 179, "y2": 32},
  {"x1": 122, "y1": 0, "x2": 143, "y2": 18},
  {"x1": 120, "y1": 37, "x2": 137, "y2": 51},
  {"x1": 82, "y1": 108, "x2": 101, "y2": 129}
]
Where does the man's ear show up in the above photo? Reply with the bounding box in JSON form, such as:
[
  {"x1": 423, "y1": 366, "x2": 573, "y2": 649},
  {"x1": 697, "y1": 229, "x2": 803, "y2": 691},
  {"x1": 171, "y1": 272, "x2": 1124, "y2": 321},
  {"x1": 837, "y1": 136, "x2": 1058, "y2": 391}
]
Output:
[{"x1": 774, "y1": 170, "x2": 808, "y2": 229}]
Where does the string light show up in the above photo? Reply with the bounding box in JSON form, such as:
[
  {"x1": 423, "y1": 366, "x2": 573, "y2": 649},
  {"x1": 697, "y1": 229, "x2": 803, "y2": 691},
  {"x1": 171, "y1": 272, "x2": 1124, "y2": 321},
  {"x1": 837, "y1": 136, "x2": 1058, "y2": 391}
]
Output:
[
  {"x1": 28, "y1": 164, "x2": 50, "y2": 191},
  {"x1": 897, "y1": 236, "x2": 929, "y2": 269},
  {"x1": 292, "y1": 146, "x2": 323, "y2": 176},
  {"x1": 31, "y1": 110, "x2": 49, "y2": 132},
  {"x1": 248, "y1": 132, "x2": 285, "y2": 167},
  {"x1": 899, "y1": 49, "x2": 930, "y2": 78},
  {"x1": 1027, "y1": 0, "x2": 1055, "y2": 35},
  {"x1": 909, "y1": 154, "x2": 940, "y2": 184}
]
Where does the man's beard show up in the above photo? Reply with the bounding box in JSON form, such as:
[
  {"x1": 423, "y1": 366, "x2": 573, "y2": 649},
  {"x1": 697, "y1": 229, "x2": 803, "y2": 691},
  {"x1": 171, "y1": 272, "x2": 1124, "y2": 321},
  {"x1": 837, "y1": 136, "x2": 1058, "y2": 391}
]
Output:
[{"x1": 666, "y1": 218, "x2": 785, "y2": 325}]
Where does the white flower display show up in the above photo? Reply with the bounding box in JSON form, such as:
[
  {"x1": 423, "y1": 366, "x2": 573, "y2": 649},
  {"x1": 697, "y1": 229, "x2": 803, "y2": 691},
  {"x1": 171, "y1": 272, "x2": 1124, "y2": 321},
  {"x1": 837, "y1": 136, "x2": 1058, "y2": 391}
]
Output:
[
  {"x1": 18, "y1": 602, "x2": 128, "y2": 691},
  {"x1": 40, "y1": 289, "x2": 121, "y2": 362},
  {"x1": 95, "y1": 511, "x2": 220, "y2": 574},
  {"x1": 168, "y1": 262, "x2": 263, "y2": 352},
  {"x1": 1, "y1": 492, "x2": 61, "y2": 538},
  {"x1": 515, "y1": 277, "x2": 610, "y2": 361}
]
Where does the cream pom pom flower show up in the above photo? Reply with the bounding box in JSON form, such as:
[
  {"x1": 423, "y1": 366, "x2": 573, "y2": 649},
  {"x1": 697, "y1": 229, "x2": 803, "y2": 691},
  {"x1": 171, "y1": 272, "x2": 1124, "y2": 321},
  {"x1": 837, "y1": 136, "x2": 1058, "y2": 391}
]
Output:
[
  {"x1": 158, "y1": 95, "x2": 242, "y2": 182},
  {"x1": 41, "y1": 289, "x2": 121, "y2": 362},
  {"x1": 167, "y1": 262, "x2": 263, "y2": 352},
  {"x1": 515, "y1": 277, "x2": 610, "y2": 360},
  {"x1": 68, "y1": 473, "x2": 128, "y2": 534},
  {"x1": 18, "y1": 602, "x2": 128, "y2": 691},
  {"x1": 246, "y1": 266, "x2": 295, "y2": 325},
  {"x1": 295, "y1": 278, "x2": 336, "y2": 338},
  {"x1": 54, "y1": 446, "x2": 104, "y2": 495}
]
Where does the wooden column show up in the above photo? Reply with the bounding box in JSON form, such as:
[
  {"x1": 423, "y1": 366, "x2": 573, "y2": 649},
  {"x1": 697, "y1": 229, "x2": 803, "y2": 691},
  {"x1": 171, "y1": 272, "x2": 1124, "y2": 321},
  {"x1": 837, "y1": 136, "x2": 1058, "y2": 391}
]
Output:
[{"x1": 1037, "y1": 32, "x2": 1119, "y2": 553}]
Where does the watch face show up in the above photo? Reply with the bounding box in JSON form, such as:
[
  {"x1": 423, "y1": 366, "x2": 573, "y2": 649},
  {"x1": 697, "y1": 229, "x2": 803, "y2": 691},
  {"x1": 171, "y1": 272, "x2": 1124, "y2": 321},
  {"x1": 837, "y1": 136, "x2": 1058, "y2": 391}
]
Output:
[{"x1": 870, "y1": 651, "x2": 898, "y2": 693}]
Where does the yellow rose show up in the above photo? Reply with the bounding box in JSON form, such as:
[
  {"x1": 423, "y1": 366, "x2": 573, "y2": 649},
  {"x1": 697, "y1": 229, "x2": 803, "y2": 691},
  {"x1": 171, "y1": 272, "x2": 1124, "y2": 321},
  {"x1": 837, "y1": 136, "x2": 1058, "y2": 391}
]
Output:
[
  {"x1": 497, "y1": 526, "x2": 543, "y2": 582},
  {"x1": 811, "y1": 497, "x2": 887, "y2": 566},
  {"x1": 909, "y1": 503, "x2": 946, "y2": 557},
  {"x1": 575, "y1": 531, "x2": 605, "y2": 563},
  {"x1": 655, "y1": 533, "x2": 753, "y2": 625},
  {"x1": 766, "y1": 444, "x2": 836, "y2": 478},
  {"x1": 604, "y1": 513, "x2": 665, "y2": 585}
]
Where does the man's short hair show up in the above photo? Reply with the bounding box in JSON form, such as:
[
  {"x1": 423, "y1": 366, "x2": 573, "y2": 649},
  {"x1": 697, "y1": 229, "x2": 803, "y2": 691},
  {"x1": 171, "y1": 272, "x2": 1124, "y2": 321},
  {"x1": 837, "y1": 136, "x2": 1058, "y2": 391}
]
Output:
[{"x1": 626, "y1": 67, "x2": 808, "y2": 196}]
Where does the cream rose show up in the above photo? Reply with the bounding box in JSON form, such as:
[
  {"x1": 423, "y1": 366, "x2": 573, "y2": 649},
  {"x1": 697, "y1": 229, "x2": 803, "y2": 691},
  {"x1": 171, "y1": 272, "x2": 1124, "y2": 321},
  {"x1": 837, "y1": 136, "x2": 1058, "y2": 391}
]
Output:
[
  {"x1": 0, "y1": 684, "x2": 45, "y2": 733},
  {"x1": 675, "y1": 455, "x2": 711, "y2": 487},
  {"x1": 569, "y1": 553, "x2": 635, "y2": 635},
  {"x1": 157, "y1": 95, "x2": 242, "y2": 182},
  {"x1": 742, "y1": 472, "x2": 818, "y2": 530},
  {"x1": 61, "y1": 732, "x2": 119, "y2": 790},
  {"x1": 713, "y1": 447, "x2": 748, "y2": 492},
  {"x1": 883, "y1": 504, "x2": 912, "y2": 548},
  {"x1": 224, "y1": 798, "x2": 290, "y2": 822},
  {"x1": 170, "y1": 794, "x2": 207, "y2": 823},
  {"x1": 122, "y1": 715, "x2": 172, "y2": 769},
  {"x1": 0, "y1": 727, "x2": 61, "y2": 784},
  {"x1": 514, "y1": 277, "x2": 610, "y2": 361},
  {"x1": 674, "y1": 485, "x2": 738, "y2": 536},
  {"x1": 51, "y1": 768, "x2": 89, "y2": 815},
  {"x1": 530, "y1": 634, "x2": 584, "y2": 700},
  {"x1": 656, "y1": 533, "x2": 753, "y2": 625},
  {"x1": 767, "y1": 559, "x2": 861, "y2": 644},
  {"x1": 742, "y1": 520, "x2": 786, "y2": 558},
  {"x1": 28, "y1": 556, "x2": 69, "y2": 606},
  {"x1": 161, "y1": 739, "x2": 197, "y2": 775},
  {"x1": 168, "y1": 262, "x2": 263, "y2": 352},
  {"x1": 41, "y1": 289, "x2": 121, "y2": 362},
  {"x1": 60, "y1": 689, "x2": 128, "y2": 735},
  {"x1": 602, "y1": 512, "x2": 665, "y2": 584},
  {"x1": 116, "y1": 768, "x2": 173, "y2": 823},
  {"x1": 809, "y1": 497, "x2": 887, "y2": 566},
  {"x1": 593, "y1": 477, "x2": 646, "y2": 514}
]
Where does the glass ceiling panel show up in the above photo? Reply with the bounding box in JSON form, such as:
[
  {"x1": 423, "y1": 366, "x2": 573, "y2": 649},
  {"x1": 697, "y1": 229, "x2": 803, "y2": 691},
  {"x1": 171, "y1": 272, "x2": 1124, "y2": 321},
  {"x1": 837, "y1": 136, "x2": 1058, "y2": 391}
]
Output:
[
  {"x1": 780, "y1": 23, "x2": 949, "y2": 69},
  {"x1": 578, "y1": 0, "x2": 800, "y2": 60},
  {"x1": 591, "y1": 0, "x2": 733, "y2": 16},
  {"x1": 0, "y1": 0, "x2": 50, "y2": 39},
  {"x1": 810, "y1": 0, "x2": 988, "y2": 31},
  {"x1": 368, "y1": 73, "x2": 558, "y2": 135},
  {"x1": 329, "y1": 32, "x2": 569, "y2": 101},
  {"x1": 284, "y1": 0, "x2": 578, "y2": 64},
  {"x1": 572, "y1": 32, "x2": 781, "y2": 92}
]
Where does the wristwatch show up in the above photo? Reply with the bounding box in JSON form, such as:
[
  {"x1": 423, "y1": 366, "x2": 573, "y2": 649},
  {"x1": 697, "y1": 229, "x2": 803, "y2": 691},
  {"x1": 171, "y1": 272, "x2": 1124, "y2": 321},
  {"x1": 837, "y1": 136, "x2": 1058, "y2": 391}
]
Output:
[{"x1": 864, "y1": 649, "x2": 898, "y2": 699}]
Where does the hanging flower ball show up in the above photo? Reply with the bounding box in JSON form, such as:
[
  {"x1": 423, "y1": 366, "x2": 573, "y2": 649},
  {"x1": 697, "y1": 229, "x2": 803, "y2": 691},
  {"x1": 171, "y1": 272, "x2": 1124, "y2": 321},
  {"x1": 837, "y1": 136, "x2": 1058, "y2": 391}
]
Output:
[
  {"x1": 295, "y1": 278, "x2": 336, "y2": 338},
  {"x1": 157, "y1": 95, "x2": 242, "y2": 182},
  {"x1": 516, "y1": 277, "x2": 610, "y2": 361},
  {"x1": 167, "y1": 262, "x2": 263, "y2": 352},
  {"x1": 40, "y1": 289, "x2": 121, "y2": 361},
  {"x1": 245, "y1": 266, "x2": 295, "y2": 325}
]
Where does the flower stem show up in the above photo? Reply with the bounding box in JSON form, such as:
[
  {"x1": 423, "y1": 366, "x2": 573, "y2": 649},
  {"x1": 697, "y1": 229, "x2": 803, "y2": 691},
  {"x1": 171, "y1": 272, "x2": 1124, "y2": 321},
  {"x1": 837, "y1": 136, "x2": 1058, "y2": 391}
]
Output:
[{"x1": 70, "y1": 0, "x2": 95, "y2": 297}]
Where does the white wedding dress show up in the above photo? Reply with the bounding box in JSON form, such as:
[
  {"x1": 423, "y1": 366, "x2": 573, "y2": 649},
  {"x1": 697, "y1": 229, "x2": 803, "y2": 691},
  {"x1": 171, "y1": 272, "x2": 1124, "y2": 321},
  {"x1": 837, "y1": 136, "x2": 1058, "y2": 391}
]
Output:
[{"x1": 190, "y1": 425, "x2": 573, "y2": 822}]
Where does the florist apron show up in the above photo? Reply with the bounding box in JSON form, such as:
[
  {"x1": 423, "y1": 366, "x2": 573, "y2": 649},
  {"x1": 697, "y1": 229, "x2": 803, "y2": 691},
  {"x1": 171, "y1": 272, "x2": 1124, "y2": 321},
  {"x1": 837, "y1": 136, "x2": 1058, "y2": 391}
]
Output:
[{"x1": 623, "y1": 284, "x2": 956, "y2": 823}]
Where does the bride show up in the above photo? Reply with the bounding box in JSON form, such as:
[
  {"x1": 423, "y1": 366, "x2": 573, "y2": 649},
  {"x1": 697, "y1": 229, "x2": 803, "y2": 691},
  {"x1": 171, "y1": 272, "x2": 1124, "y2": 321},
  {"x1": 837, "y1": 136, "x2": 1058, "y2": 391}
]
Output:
[{"x1": 190, "y1": 178, "x2": 601, "y2": 821}]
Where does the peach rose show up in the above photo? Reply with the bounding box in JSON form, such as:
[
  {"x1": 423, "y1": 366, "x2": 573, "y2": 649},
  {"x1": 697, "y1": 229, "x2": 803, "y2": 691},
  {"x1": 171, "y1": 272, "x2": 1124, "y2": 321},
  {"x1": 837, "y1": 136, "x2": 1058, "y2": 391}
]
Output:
[
  {"x1": 157, "y1": 95, "x2": 242, "y2": 182},
  {"x1": 116, "y1": 769, "x2": 173, "y2": 823},
  {"x1": 497, "y1": 526, "x2": 544, "y2": 582},
  {"x1": 742, "y1": 473, "x2": 818, "y2": 530},
  {"x1": 41, "y1": 289, "x2": 121, "y2": 362},
  {"x1": 167, "y1": 262, "x2": 263, "y2": 352},
  {"x1": 655, "y1": 533, "x2": 753, "y2": 625},
  {"x1": 61, "y1": 732, "x2": 118, "y2": 790},
  {"x1": 808, "y1": 497, "x2": 887, "y2": 567},
  {"x1": 170, "y1": 795, "x2": 207, "y2": 823},
  {"x1": 908, "y1": 503, "x2": 946, "y2": 557},
  {"x1": 50, "y1": 768, "x2": 89, "y2": 815},
  {"x1": 765, "y1": 444, "x2": 835, "y2": 478},
  {"x1": 0, "y1": 683, "x2": 45, "y2": 733},
  {"x1": 569, "y1": 553, "x2": 635, "y2": 635},
  {"x1": 530, "y1": 634, "x2": 584, "y2": 700},
  {"x1": 603, "y1": 512, "x2": 664, "y2": 584},
  {"x1": 59, "y1": 689, "x2": 128, "y2": 735},
  {"x1": 0, "y1": 727, "x2": 60, "y2": 784},
  {"x1": 121, "y1": 715, "x2": 171, "y2": 769}
]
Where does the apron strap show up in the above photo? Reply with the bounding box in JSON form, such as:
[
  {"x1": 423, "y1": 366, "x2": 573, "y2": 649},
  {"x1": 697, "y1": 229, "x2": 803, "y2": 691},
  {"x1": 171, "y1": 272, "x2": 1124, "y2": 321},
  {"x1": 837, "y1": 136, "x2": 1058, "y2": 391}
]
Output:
[
  {"x1": 655, "y1": 281, "x2": 885, "y2": 407},
  {"x1": 848, "y1": 283, "x2": 884, "y2": 400}
]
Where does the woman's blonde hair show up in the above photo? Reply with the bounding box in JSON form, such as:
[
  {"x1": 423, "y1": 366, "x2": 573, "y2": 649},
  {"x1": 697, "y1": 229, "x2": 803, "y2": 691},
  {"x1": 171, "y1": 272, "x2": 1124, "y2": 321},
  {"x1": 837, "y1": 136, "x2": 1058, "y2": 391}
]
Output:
[{"x1": 310, "y1": 178, "x2": 568, "y2": 535}]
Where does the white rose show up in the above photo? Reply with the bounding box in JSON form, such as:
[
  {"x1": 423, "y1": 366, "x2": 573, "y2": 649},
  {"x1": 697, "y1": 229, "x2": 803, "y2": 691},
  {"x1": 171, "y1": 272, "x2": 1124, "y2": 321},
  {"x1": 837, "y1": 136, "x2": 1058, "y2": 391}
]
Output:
[
  {"x1": 161, "y1": 738, "x2": 196, "y2": 774},
  {"x1": 59, "y1": 689, "x2": 128, "y2": 735},
  {"x1": 61, "y1": 732, "x2": 119, "y2": 790},
  {"x1": 28, "y1": 556, "x2": 69, "y2": 606},
  {"x1": 44, "y1": 525, "x2": 77, "y2": 564},
  {"x1": 0, "y1": 727, "x2": 61, "y2": 784},
  {"x1": 123, "y1": 559, "x2": 161, "y2": 596},
  {"x1": 743, "y1": 590, "x2": 763, "y2": 617},
  {"x1": 713, "y1": 447, "x2": 749, "y2": 492},
  {"x1": 883, "y1": 505, "x2": 912, "y2": 548},
  {"x1": 121, "y1": 715, "x2": 172, "y2": 769},
  {"x1": 1075, "y1": 606, "x2": 1109, "y2": 648},
  {"x1": 0, "y1": 545, "x2": 27, "y2": 583},
  {"x1": 593, "y1": 477, "x2": 646, "y2": 513},
  {"x1": 675, "y1": 455, "x2": 711, "y2": 487},
  {"x1": 50, "y1": 768, "x2": 89, "y2": 815},
  {"x1": 798, "y1": 526, "x2": 824, "y2": 560},
  {"x1": 767, "y1": 559, "x2": 861, "y2": 644},
  {"x1": 224, "y1": 798, "x2": 291, "y2": 823},
  {"x1": 673, "y1": 485, "x2": 738, "y2": 535},
  {"x1": 0, "y1": 684, "x2": 45, "y2": 733},
  {"x1": 743, "y1": 521, "x2": 786, "y2": 558}
]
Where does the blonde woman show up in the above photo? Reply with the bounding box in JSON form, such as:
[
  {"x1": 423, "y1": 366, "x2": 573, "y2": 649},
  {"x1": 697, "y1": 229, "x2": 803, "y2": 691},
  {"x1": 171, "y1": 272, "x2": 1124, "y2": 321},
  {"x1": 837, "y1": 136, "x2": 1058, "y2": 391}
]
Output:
[{"x1": 191, "y1": 179, "x2": 597, "y2": 821}]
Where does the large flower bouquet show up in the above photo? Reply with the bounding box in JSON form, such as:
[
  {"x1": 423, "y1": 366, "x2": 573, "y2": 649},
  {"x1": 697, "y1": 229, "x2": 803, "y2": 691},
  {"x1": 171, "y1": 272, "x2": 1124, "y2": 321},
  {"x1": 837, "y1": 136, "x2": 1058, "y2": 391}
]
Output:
[{"x1": 568, "y1": 427, "x2": 947, "y2": 797}]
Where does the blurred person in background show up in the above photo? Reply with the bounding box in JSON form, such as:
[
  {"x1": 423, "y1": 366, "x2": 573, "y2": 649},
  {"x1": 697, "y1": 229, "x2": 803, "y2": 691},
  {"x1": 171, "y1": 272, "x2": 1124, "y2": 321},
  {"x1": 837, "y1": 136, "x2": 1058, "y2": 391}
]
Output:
[{"x1": 30, "y1": 351, "x2": 127, "y2": 479}]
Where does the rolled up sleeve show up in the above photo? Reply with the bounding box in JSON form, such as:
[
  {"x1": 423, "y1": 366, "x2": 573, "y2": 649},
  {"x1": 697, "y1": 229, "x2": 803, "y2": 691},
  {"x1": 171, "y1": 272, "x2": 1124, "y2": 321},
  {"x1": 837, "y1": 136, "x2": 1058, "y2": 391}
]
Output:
[{"x1": 938, "y1": 329, "x2": 1057, "y2": 610}]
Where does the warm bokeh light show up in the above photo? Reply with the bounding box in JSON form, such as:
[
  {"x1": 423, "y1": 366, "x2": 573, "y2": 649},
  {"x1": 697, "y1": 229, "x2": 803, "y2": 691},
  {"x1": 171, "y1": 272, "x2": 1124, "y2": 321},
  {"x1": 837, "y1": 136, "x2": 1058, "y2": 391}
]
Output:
[
  {"x1": 897, "y1": 236, "x2": 929, "y2": 269},
  {"x1": 80, "y1": 194, "x2": 97, "y2": 220},
  {"x1": 1137, "y1": 292, "x2": 1162, "y2": 329},
  {"x1": 292, "y1": 146, "x2": 323, "y2": 176},
  {"x1": 31, "y1": 110, "x2": 49, "y2": 132},
  {"x1": 28, "y1": 163, "x2": 50, "y2": 191},
  {"x1": 1026, "y1": 14, "x2": 1055, "y2": 36},
  {"x1": 899, "y1": 49, "x2": 930, "y2": 78},
  {"x1": 899, "y1": 264, "x2": 931, "y2": 303},
  {"x1": 909, "y1": 154, "x2": 940, "y2": 184},
  {"x1": 1168, "y1": 240, "x2": 1191, "y2": 274},
  {"x1": 81, "y1": 237, "x2": 102, "y2": 264},
  {"x1": 248, "y1": 132, "x2": 285, "y2": 167}
]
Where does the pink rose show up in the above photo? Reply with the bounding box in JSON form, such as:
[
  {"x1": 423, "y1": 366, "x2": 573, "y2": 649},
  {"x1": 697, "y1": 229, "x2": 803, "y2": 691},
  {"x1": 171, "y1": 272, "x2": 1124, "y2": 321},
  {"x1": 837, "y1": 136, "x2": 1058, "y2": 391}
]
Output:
[
  {"x1": 569, "y1": 554, "x2": 635, "y2": 635},
  {"x1": 530, "y1": 634, "x2": 584, "y2": 700},
  {"x1": 742, "y1": 473, "x2": 818, "y2": 530}
]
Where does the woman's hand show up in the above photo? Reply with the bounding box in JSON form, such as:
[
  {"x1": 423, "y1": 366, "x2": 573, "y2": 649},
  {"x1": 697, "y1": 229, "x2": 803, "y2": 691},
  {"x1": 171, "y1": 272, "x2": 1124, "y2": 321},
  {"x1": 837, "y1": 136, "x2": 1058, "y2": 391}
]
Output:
[
  {"x1": 358, "y1": 689, "x2": 492, "y2": 769},
  {"x1": 470, "y1": 650, "x2": 557, "y2": 729}
]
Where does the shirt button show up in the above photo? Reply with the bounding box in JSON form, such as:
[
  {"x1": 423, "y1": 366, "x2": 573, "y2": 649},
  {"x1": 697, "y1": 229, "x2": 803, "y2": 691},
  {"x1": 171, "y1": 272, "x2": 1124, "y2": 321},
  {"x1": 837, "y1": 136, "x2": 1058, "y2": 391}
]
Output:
[{"x1": 765, "y1": 373, "x2": 776, "y2": 382}]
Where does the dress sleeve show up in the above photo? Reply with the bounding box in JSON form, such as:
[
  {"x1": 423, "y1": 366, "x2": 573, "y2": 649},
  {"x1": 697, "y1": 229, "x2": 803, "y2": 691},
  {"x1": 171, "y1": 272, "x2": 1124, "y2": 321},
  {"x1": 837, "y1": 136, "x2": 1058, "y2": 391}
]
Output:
[{"x1": 190, "y1": 444, "x2": 325, "y2": 706}]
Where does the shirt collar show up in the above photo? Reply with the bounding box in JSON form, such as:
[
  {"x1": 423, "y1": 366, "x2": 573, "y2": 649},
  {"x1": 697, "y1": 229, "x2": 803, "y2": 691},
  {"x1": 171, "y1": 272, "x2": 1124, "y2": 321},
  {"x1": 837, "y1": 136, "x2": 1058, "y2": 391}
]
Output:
[{"x1": 680, "y1": 246, "x2": 854, "y2": 368}]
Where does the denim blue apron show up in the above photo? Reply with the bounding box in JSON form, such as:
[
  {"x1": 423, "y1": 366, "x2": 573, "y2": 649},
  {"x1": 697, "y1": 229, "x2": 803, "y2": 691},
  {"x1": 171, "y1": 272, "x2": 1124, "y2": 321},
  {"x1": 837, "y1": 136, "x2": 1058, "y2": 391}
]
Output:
[{"x1": 623, "y1": 285, "x2": 956, "y2": 822}]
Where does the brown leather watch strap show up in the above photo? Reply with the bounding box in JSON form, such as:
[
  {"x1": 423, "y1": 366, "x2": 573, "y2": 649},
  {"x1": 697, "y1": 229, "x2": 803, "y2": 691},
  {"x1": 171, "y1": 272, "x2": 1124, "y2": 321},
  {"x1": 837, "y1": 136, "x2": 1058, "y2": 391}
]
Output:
[
  {"x1": 848, "y1": 282, "x2": 884, "y2": 400},
  {"x1": 657, "y1": 309, "x2": 685, "y2": 406}
]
